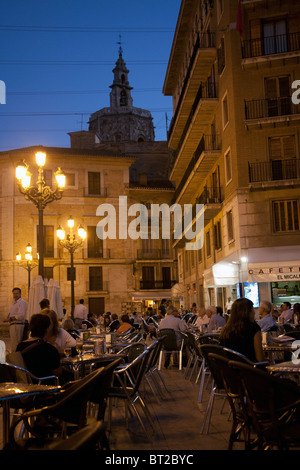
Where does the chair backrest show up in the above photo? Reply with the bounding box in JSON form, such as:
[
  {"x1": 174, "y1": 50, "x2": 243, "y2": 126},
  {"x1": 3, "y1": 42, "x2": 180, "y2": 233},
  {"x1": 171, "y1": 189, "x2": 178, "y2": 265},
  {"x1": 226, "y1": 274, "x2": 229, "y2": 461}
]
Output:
[
  {"x1": 5, "y1": 352, "x2": 32, "y2": 383},
  {"x1": 89, "y1": 358, "x2": 124, "y2": 420},
  {"x1": 115, "y1": 350, "x2": 150, "y2": 395},
  {"x1": 42, "y1": 366, "x2": 107, "y2": 427},
  {"x1": 198, "y1": 334, "x2": 220, "y2": 346},
  {"x1": 229, "y1": 359, "x2": 300, "y2": 415},
  {"x1": 146, "y1": 339, "x2": 163, "y2": 372},
  {"x1": 157, "y1": 328, "x2": 180, "y2": 351},
  {"x1": 49, "y1": 421, "x2": 105, "y2": 450},
  {"x1": 207, "y1": 353, "x2": 244, "y2": 397},
  {"x1": 118, "y1": 343, "x2": 146, "y2": 363}
]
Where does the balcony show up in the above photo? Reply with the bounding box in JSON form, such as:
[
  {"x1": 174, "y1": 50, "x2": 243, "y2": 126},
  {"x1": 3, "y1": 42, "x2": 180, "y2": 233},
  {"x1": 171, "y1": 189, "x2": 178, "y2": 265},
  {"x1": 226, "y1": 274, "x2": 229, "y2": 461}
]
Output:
[
  {"x1": 172, "y1": 186, "x2": 223, "y2": 248},
  {"x1": 140, "y1": 280, "x2": 177, "y2": 290},
  {"x1": 172, "y1": 134, "x2": 221, "y2": 204},
  {"x1": 137, "y1": 249, "x2": 171, "y2": 260},
  {"x1": 245, "y1": 97, "x2": 300, "y2": 129},
  {"x1": 242, "y1": 32, "x2": 300, "y2": 69},
  {"x1": 248, "y1": 159, "x2": 300, "y2": 189},
  {"x1": 167, "y1": 32, "x2": 217, "y2": 151},
  {"x1": 169, "y1": 79, "x2": 218, "y2": 183}
]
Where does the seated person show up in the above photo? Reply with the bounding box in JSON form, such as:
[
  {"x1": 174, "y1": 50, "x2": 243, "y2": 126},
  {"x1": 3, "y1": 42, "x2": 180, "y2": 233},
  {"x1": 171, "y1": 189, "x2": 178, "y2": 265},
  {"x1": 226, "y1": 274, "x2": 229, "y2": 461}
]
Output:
[
  {"x1": 41, "y1": 308, "x2": 76, "y2": 356},
  {"x1": 219, "y1": 298, "x2": 265, "y2": 363},
  {"x1": 116, "y1": 314, "x2": 133, "y2": 334},
  {"x1": 257, "y1": 301, "x2": 277, "y2": 332},
  {"x1": 16, "y1": 313, "x2": 62, "y2": 380},
  {"x1": 108, "y1": 313, "x2": 120, "y2": 332},
  {"x1": 207, "y1": 306, "x2": 226, "y2": 332},
  {"x1": 62, "y1": 317, "x2": 80, "y2": 339}
]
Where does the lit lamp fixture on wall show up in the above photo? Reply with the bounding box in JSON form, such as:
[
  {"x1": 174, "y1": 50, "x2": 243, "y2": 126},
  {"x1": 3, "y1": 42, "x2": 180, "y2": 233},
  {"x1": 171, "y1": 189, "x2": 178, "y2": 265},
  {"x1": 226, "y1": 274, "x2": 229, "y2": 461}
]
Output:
[
  {"x1": 15, "y1": 151, "x2": 65, "y2": 279},
  {"x1": 57, "y1": 216, "x2": 86, "y2": 317},
  {"x1": 16, "y1": 243, "x2": 38, "y2": 295}
]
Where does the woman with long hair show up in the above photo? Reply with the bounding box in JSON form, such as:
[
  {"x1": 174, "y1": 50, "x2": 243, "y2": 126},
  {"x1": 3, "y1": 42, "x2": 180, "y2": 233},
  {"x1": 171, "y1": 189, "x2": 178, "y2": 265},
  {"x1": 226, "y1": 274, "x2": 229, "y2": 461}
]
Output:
[
  {"x1": 42, "y1": 308, "x2": 76, "y2": 355},
  {"x1": 219, "y1": 298, "x2": 264, "y2": 362}
]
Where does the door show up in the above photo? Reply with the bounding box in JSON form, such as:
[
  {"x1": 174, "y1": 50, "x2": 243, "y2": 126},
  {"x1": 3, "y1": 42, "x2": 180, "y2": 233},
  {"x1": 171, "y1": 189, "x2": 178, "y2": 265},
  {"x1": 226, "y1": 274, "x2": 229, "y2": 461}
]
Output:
[
  {"x1": 162, "y1": 267, "x2": 171, "y2": 289},
  {"x1": 142, "y1": 266, "x2": 155, "y2": 289},
  {"x1": 265, "y1": 76, "x2": 290, "y2": 117},
  {"x1": 89, "y1": 297, "x2": 105, "y2": 316}
]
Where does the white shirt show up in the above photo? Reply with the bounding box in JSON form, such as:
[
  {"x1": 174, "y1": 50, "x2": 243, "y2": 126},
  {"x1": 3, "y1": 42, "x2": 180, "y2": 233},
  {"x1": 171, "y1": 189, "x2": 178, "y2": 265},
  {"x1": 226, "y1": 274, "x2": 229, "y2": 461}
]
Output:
[
  {"x1": 9, "y1": 298, "x2": 27, "y2": 322},
  {"x1": 55, "y1": 328, "x2": 76, "y2": 350},
  {"x1": 195, "y1": 314, "x2": 210, "y2": 328},
  {"x1": 73, "y1": 303, "x2": 88, "y2": 320}
]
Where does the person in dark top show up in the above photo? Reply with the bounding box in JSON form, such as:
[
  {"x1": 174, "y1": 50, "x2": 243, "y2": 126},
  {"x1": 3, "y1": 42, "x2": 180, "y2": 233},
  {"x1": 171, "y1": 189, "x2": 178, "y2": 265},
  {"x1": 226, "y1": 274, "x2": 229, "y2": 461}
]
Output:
[
  {"x1": 219, "y1": 298, "x2": 265, "y2": 363},
  {"x1": 17, "y1": 313, "x2": 62, "y2": 380}
]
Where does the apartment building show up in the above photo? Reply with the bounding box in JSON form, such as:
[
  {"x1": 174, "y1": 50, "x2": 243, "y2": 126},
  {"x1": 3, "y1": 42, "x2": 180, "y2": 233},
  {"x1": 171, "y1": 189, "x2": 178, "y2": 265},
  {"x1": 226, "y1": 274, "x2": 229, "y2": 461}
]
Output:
[{"x1": 163, "y1": 0, "x2": 300, "y2": 310}]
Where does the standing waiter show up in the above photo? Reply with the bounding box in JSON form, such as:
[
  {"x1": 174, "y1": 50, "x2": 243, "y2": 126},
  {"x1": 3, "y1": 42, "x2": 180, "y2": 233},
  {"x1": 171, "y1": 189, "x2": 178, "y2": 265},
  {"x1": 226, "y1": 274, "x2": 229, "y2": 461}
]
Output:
[{"x1": 6, "y1": 287, "x2": 27, "y2": 352}]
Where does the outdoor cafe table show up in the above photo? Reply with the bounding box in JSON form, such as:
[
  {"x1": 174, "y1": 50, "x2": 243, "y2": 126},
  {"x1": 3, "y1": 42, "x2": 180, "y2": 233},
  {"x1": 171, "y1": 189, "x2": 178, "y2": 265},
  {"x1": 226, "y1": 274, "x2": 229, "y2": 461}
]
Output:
[
  {"x1": 267, "y1": 361, "x2": 300, "y2": 385},
  {"x1": 61, "y1": 352, "x2": 125, "y2": 379},
  {"x1": 263, "y1": 338, "x2": 297, "y2": 364},
  {"x1": 0, "y1": 382, "x2": 61, "y2": 448}
]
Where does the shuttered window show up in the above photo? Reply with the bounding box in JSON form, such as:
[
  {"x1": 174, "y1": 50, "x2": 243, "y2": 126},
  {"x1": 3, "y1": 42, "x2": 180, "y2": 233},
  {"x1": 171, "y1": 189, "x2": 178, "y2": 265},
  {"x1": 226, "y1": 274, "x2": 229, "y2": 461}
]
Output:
[
  {"x1": 273, "y1": 200, "x2": 299, "y2": 232},
  {"x1": 269, "y1": 135, "x2": 296, "y2": 160}
]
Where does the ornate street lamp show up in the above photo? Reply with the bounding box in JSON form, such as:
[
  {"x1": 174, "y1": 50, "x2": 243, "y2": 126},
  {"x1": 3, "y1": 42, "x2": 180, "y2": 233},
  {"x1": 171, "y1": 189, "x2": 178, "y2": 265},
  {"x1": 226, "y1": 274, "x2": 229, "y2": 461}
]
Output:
[
  {"x1": 15, "y1": 151, "x2": 65, "y2": 279},
  {"x1": 16, "y1": 243, "x2": 38, "y2": 295},
  {"x1": 57, "y1": 216, "x2": 86, "y2": 317}
]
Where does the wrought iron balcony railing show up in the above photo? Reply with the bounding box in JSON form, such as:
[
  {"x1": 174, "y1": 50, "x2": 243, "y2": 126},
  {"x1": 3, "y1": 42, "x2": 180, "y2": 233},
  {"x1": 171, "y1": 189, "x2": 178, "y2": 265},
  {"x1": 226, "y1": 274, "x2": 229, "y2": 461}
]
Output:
[
  {"x1": 245, "y1": 97, "x2": 299, "y2": 120},
  {"x1": 140, "y1": 280, "x2": 177, "y2": 290},
  {"x1": 248, "y1": 159, "x2": 300, "y2": 183},
  {"x1": 242, "y1": 32, "x2": 300, "y2": 59}
]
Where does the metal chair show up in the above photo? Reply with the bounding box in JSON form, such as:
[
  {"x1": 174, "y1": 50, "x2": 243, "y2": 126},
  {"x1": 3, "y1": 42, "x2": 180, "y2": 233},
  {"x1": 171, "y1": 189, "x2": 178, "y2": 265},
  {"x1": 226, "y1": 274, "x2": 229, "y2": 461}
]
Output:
[
  {"x1": 229, "y1": 359, "x2": 300, "y2": 450},
  {"x1": 199, "y1": 344, "x2": 268, "y2": 434},
  {"x1": 157, "y1": 328, "x2": 187, "y2": 370},
  {"x1": 145, "y1": 339, "x2": 170, "y2": 401},
  {"x1": 197, "y1": 334, "x2": 220, "y2": 402},
  {"x1": 8, "y1": 365, "x2": 111, "y2": 449},
  {"x1": 107, "y1": 349, "x2": 154, "y2": 440}
]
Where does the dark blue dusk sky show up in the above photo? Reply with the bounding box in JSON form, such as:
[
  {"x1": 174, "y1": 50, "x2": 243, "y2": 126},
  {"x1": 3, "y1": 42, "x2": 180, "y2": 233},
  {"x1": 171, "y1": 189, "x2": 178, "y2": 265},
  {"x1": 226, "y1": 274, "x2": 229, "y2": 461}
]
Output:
[{"x1": 0, "y1": 0, "x2": 181, "y2": 150}]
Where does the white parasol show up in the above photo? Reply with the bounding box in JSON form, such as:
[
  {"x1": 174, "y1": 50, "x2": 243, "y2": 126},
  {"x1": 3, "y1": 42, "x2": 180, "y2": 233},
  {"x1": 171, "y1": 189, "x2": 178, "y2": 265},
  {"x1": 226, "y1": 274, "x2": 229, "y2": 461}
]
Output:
[
  {"x1": 26, "y1": 275, "x2": 47, "y2": 320},
  {"x1": 47, "y1": 279, "x2": 64, "y2": 320}
]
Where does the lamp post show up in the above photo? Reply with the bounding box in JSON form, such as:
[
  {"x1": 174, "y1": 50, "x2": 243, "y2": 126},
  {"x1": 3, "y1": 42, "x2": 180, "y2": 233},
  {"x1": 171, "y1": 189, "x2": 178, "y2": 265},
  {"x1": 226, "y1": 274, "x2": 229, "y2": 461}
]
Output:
[
  {"x1": 16, "y1": 243, "x2": 38, "y2": 296},
  {"x1": 15, "y1": 151, "x2": 65, "y2": 279},
  {"x1": 56, "y1": 216, "x2": 86, "y2": 317}
]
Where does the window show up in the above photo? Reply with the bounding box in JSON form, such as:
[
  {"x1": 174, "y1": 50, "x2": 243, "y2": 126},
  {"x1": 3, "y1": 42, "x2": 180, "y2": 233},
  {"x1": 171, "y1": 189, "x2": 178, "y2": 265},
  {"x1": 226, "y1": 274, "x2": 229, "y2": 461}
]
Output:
[
  {"x1": 263, "y1": 20, "x2": 287, "y2": 55},
  {"x1": 44, "y1": 267, "x2": 53, "y2": 281},
  {"x1": 224, "y1": 148, "x2": 232, "y2": 184},
  {"x1": 273, "y1": 200, "x2": 299, "y2": 232},
  {"x1": 37, "y1": 225, "x2": 54, "y2": 258},
  {"x1": 67, "y1": 267, "x2": 76, "y2": 281},
  {"x1": 206, "y1": 230, "x2": 211, "y2": 257},
  {"x1": 141, "y1": 266, "x2": 155, "y2": 289},
  {"x1": 269, "y1": 135, "x2": 297, "y2": 180},
  {"x1": 214, "y1": 220, "x2": 222, "y2": 250},
  {"x1": 89, "y1": 267, "x2": 103, "y2": 291},
  {"x1": 265, "y1": 76, "x2": 291, "y2": 116},
  {"x1": 217, "y1": 38, "x2": 225, "y2": 74},
  {"x1": 88, "y1": 172, "x2": 101, "y2": 195},
  {"x1": 222, "y1": 92, "x2": 229, "y2": 128},
  {"x1": 65, "y1": 172, "x2": 76, "y2": 187},
  {"x1": 120, "y1": 90, "x2": 127, "y2": 106},
  {"x1": 87, "y1": 226, "x2": 103, "y2": 258},
  {"x1": 226, "y1": 210, "x2": 234, "y2": 242}
]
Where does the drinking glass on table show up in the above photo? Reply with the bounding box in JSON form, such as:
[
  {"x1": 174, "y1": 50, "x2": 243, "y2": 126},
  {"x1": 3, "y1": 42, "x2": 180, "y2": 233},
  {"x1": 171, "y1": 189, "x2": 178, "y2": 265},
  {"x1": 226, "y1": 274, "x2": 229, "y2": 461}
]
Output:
[
  {"x1": 76, "y1": 339, "x2": 83, "y2": 355},
  {"x1": 64, "y1": 346, "x2": 72, "y2": 357}
]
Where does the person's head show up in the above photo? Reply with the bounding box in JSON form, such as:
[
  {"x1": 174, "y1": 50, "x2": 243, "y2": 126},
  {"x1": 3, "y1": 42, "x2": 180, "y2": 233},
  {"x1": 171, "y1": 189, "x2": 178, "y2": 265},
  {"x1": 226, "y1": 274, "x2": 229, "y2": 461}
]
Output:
[
  {"x1": 259, "y1": 300, "x2": 272, "y2": 318},
  {"x1": 39, "y1": 298, "x2": 50, "y2": 310},
  {"x1": 29, "y1": 313, "x2": 51, "y2": 339},
  {"x1": 120, "y1": 314, "x2": 130, "y2": 324},
  {"x1": 104, "y1": 314, "x2": 111, "y2": 325},
  {"x1": 41, "y1": 308, "x2": 59, "y2": 337},
  {"x1": 282, "y1": 302, "x2": 291, "y2": 311},
  {"x1": 111, "y1": 313, "x2": 119, "y2": 320},
  {"x1": 220, "y1": 298, "x2": 255, "y2": 339},
  {"x1": 12, "y1": 287, "x2": 21, "y2": 301},
  {"x1": 79, "y1": 299, "x2": 84, "y2": 304},
  {"x1": 293, "y1": 303, "x2": 300, "y2": 314},
  {"x1": 216, "y1": 306, "x2": 223, "y2": 315},
  {"x1": 166, "y1": 305, "x2": 178, "y2": 316},
  {"x1": 63, "y1": 317, "x2": 74, "y2": 331},
  {"x1": 198, "y1": 307, "x2": 206, "y2": 317},
  {"x1": 206, "y1": 306, "x2": 217, "y2": 318}
]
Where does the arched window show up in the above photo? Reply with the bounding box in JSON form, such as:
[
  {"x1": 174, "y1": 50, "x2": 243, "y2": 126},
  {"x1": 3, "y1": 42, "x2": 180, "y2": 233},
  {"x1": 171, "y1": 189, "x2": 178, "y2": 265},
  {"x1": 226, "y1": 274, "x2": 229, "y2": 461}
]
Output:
[{"x1": 120, "y1": 90, "x2": 127, "y2": 106}]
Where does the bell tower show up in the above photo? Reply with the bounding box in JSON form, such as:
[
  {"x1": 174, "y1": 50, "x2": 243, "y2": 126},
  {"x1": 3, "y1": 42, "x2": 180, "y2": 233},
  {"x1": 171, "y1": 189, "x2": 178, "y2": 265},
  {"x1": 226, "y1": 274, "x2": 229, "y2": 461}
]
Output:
[{"x1": 109, "y1": 44, "x2": 133, "y2": 109}]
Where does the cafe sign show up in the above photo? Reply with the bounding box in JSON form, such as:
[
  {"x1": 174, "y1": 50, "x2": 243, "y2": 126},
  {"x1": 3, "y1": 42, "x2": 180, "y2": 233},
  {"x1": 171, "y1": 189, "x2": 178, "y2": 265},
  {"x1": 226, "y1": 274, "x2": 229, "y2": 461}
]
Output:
[{"x1": 248, "y1": 264, "x2": 300, "y2": 283}]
